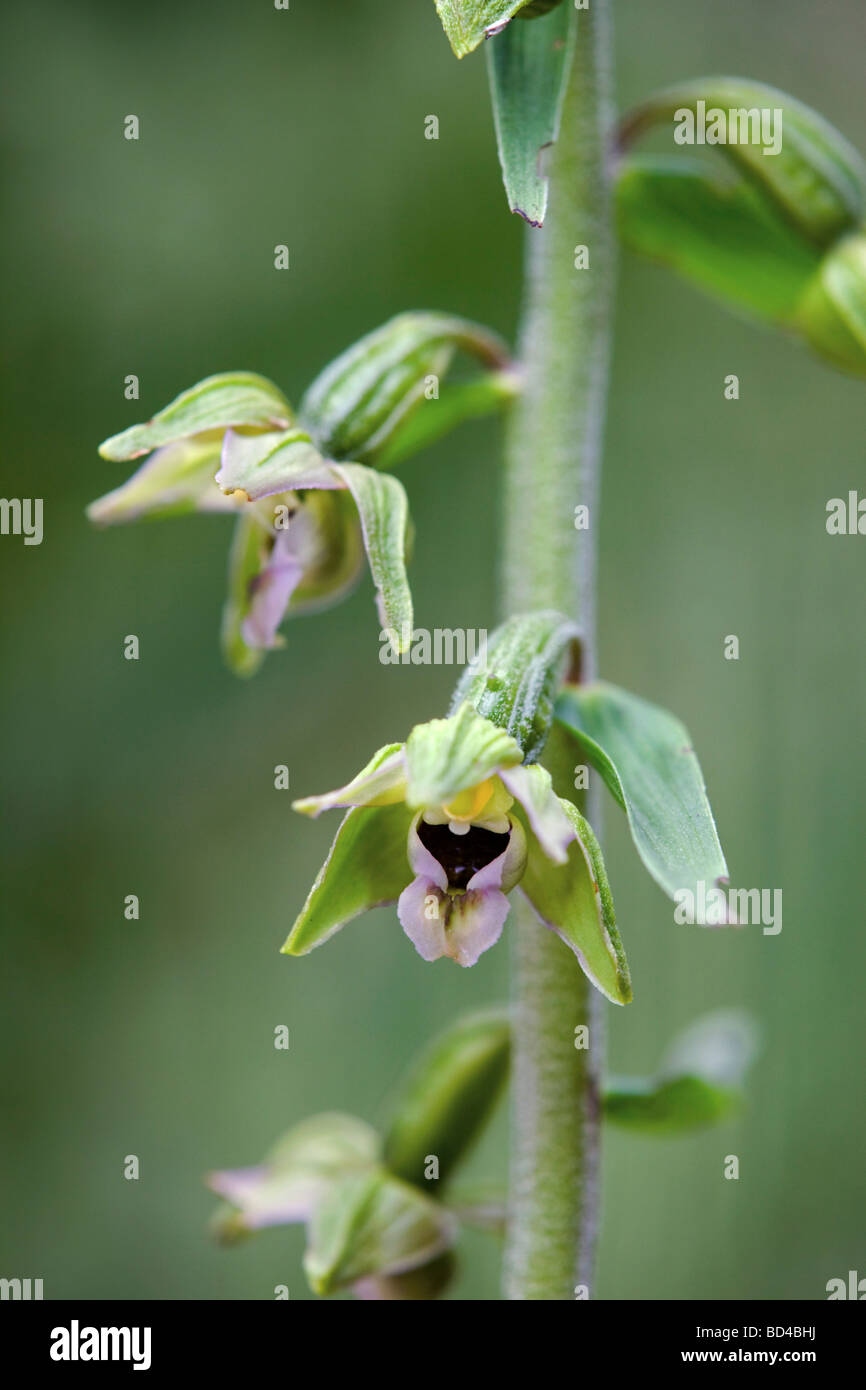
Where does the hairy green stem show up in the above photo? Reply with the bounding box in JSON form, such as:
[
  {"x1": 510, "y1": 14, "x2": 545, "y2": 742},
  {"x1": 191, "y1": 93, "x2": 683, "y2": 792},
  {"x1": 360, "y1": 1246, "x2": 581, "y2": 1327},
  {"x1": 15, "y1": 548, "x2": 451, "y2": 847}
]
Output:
[{"x1": 501, "y1": 1, "x2": 615, "y2": 1300}]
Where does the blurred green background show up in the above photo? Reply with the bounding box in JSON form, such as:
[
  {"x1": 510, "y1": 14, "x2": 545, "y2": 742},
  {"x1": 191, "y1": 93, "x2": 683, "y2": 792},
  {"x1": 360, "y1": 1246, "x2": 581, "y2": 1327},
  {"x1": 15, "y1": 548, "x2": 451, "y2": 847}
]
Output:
[{"x1": 2, "y1": 0, "x2": 864, "y2": 1300}]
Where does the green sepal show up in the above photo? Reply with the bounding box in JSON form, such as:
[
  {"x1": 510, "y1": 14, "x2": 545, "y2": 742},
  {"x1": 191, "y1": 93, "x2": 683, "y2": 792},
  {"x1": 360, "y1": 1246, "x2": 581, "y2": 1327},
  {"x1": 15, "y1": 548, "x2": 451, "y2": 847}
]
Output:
[
  {"x1": 620, "y1": 78, "x2": 866, "y2": 248},
  {"x1": 516, "y1": 797, "x2": 632, "y2": 1005},
  {"x1": 486, "y1": 0, "x2": 575, "y2": 226},
  {"x1": 377, "y1": 369, "x2": 520, "y2": 469},
  {"x1": 450, "y1": 610, "x2": 580, "y2": 763},
  {"x1": 797, "y1": 231, "x2": 866, "y2": 375},
  {"x1": 282, "y1": 802, "x2": 414, "y2": 957},
  {"x1": 605, "y1": 1010, "x2": 757, "y2": 1134},
  {"x1": 616, "y1": 155, "x2": 821, "y2": 325},
  {"x1": 298, "y1": 312, "x2": 510, "y2": 465},
  {"x1": 383, "y1": 1008, "x2": 510, "y2": 1188},
  {"x1": 99, "y1": 372, "x2": 293, "y2": 461},
  {"x1": 404, "y1": 703, "x2": 523, "y2": 810},
  {"x1": 555, "y1": 682, "x2": 728, "y2": 905},
  {"x1": 304, "y1": 1169, "x2": 457, "y2": 1296},
  {"x1": 331, "y1": 464, "x2": 413, "y2": 653}
]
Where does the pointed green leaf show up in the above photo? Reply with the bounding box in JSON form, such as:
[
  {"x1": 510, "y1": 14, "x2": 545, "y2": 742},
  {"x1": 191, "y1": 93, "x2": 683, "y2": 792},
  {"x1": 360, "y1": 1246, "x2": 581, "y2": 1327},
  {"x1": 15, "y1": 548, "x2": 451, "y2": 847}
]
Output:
[
  {"x1": 99, "y1": 372, "x2": 293, "y2": 461},
  {"x1": 556, "y1": 682, "x2": 728, "y2": 904},
  {"x1": 486, "y1": 0, "x2": 575, "y2": 225},
  {"x1": 434, "y1": 1, "x2": 533, "y2": 58},
  {"x1": 404, "y1": 704, "x2": 523, "y2": 810},
  {"x1": 293, "y1": 743, "x2": 406, "y2": 818},
  {"x1": 798, "y1": 231, "x2": 866, "y2": 375},
  {"x1": 282, "y1": 802, "x2": 414, "y2": 957},
  {"x1": 330, "y1": 464, "x2": 413, "y2": 654},
  {"x1": 377, "y1": 369, "x2": 520, "y2": 469},
  {"x1": 605, "y1": 1010, "x2": 757, "y2": 1134},
  {"x1": 304, "y1": 1169, "x2": 457, "y2": 1296},
  {"x1": 87, "y1": 435, "x2": 239, "y2": 525},
  {"x1": 517, "y1": 797, "x2": 632, "y2": 1005},
  {"x1": 450, "y1": 610, "x2": 580, "y2": 763},
  {"x1": 620, "y1": 78, "x2": 866, "y2": 248},
  {"x1": 220, "y1": 511, "x2": 268, "y2": 678},
  {"x1": 617, "y1": 155, "x2": 820, "y2": 324},
  {"x1": 299, "y1": 312, "x2": 510, "y2": 464},
  {"x1": 215, "y1": 428, "x2": 335, "y2": 502},
  {"x1": 383, "y1": 1008, "x2": 510, "y2": 1188}
]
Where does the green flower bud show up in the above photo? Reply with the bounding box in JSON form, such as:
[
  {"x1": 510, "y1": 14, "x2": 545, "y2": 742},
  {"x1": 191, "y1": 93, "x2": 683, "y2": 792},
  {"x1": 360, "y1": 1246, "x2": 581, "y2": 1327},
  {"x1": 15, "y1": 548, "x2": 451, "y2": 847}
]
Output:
[
  {"x1": 796, "y1": 231, "x2": 866, "y2": 375},
  {"x1": 383, "y1": 1009, "x2": 511, "y2": 1188}
]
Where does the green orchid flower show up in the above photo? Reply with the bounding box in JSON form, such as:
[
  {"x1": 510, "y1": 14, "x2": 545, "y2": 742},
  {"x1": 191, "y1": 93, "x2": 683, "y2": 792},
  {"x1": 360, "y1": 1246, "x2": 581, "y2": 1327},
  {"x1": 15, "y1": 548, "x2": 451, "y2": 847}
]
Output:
[
  {"x1": 87, "y1": 313, "x2": 515, "y2": 674},
  {"x1": 285, "y1": 702, "x2": 631, "y2": 1003}
]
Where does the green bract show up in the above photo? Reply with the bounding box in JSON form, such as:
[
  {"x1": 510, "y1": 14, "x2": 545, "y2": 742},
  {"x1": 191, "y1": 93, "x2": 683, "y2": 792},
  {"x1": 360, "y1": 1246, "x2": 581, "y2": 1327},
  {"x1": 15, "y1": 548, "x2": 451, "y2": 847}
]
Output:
[
  {"x1": 88, "y1": 313, "x2": 513, "y2": 674},
  {"x1": 604, "y1": 1010, "x2": 758, "y2": 1134},
  {"x1": 555, "y1": 682, "x2": 729, "y2": 914},
  {"x1": 450, "y1": 609, "x2": 580, "y2": 762},
  {"x1": 486, "y1": 1, "x2": 575, "y2": 226},
  {"x1": 383, "y1": 1009, "x2": 510, "y2": 1186},
  {"x1": 433, "y1": 1, "x2": 562, "y2": 59},
  {"x1": 617, "y1": 78, "x2": 866, "y2": 376}
]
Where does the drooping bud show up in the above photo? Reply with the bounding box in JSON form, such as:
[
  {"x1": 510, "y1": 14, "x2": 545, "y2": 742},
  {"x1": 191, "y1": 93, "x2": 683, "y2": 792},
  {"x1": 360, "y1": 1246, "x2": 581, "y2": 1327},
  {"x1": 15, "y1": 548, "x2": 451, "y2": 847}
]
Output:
[
  {"x1": 383, "y1": 1009, "x2": 510, "y2": 1188},
  {"x1": 298, "y1": 312, "x2": 511, "y2": 465}
]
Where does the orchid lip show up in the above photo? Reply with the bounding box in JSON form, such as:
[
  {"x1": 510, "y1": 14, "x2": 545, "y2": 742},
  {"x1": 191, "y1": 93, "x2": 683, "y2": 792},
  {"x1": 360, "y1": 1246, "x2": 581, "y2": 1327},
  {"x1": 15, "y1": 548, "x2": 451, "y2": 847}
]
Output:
[{"x1": 416, "y1": 820, "x2": 511, "y2": 892}]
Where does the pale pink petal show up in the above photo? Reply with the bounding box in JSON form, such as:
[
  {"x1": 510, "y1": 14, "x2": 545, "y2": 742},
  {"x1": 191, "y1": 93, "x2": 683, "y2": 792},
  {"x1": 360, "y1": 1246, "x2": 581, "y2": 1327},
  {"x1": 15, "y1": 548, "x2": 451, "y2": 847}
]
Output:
[
  {"x1": 398, "y1": 877, "x2": 451, "y2": 961},
  {"x1": 500, "y1": 764, "x2": 575, "y2": 864}
]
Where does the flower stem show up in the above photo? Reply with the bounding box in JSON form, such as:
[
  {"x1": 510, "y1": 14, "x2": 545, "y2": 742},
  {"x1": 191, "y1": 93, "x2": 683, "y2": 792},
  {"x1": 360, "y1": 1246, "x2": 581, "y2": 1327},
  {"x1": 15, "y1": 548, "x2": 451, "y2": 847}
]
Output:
[{"x1": 501, "y1": 1, "x2": 615, "y2": 1300}]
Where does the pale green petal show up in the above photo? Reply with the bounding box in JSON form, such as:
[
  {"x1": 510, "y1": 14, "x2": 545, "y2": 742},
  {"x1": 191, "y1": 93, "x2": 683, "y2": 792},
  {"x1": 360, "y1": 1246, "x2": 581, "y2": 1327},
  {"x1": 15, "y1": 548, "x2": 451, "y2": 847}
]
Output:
[
  {"x1": 88, "y1": 435, "x2": 238, "y2": 525},
  {"x1": 293, "y1": 744, "x2": 407, "y2": 817},
  {"x1": 216, "y1": 428, "x2": 336, "y2": 502},
  {"x1": 405, "y1": 703, "x2": 523, "y2": 810}
]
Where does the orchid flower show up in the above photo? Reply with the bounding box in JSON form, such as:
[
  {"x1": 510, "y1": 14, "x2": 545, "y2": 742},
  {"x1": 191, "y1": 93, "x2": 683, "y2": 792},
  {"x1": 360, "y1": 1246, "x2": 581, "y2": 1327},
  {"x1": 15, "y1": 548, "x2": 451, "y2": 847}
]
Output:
[
  {"x1": 286, "y1": 701, "x2": 632, "y2": 1003},
  {"x1": 87, "y1": 313, "x2": 515, "y2": 674}
]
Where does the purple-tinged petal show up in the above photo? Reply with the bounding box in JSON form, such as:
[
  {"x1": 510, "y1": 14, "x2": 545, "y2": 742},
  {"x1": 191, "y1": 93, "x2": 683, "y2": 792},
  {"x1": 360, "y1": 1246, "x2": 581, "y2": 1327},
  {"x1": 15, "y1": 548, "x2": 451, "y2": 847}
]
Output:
[
  {"x1": 406, "y1": 813, "x2": 449, "y2": 891},
  {"x1": 398, "y1": 878, "x2": 451, "y2": 961},
  {"x1": 466, "y1": 815, "x2": 527, "y2": 895},
  {"x1": 500, "y1": 764, "x2": 574, "y2": 864},
  {"x1": 217, "y1": 428, "x2": 340, "y2": 502},
  {"x1": 445, "y1": 888, "x2": 511, "y2": 967},
  {"x1": 241, "y1": 528, "x2": 306, "y2": 649},
  {"x1": 206, "y1": 1164, "x2": 322, "y2": 1229}
]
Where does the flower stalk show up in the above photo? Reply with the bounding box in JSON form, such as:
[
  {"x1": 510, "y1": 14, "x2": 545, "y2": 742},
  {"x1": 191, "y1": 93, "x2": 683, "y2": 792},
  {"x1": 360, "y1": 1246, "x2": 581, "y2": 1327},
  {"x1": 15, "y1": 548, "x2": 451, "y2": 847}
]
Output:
[{"x1": 501, "y1": 0, "x2": 616, "y2": 1300}]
